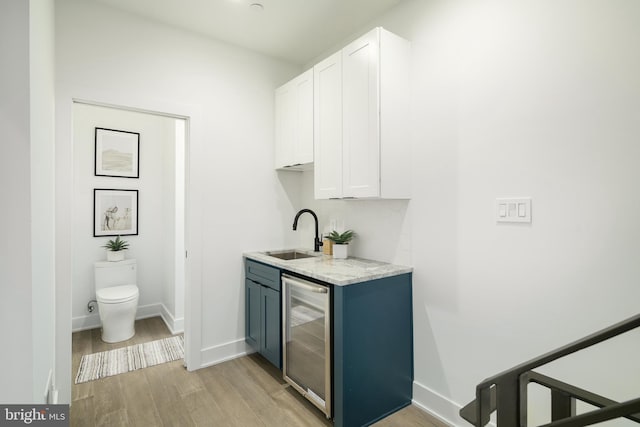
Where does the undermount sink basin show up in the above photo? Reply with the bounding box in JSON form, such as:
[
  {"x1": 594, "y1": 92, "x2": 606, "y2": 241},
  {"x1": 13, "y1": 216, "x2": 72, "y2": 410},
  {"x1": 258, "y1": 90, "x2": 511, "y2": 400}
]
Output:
[{"x1": 266, "y1": 250, "x2": 317, "y2": 260}]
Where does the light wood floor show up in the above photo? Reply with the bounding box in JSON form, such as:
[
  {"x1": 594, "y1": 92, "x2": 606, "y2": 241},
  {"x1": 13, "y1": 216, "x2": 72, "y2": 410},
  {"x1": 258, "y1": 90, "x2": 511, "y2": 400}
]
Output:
[{"x1": 71, "y1": 317, "x2": 447, "y2": 427}]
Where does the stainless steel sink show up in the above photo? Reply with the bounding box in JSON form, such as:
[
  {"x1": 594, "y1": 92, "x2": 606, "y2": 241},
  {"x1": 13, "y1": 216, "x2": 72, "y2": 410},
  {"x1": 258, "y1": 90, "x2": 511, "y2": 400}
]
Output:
[{"x1": 266, "y1": 250, "x2": 317, "y2": 260}]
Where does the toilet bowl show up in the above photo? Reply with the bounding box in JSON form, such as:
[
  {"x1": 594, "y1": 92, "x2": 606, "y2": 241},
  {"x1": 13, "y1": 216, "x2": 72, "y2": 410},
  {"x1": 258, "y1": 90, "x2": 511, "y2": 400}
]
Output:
[
  {"x1": 94, "y1": 259, "x2": 139, "y2": 343},
  {"x1": 96, "y1": 285, "x2": 139, "y2": 343}
]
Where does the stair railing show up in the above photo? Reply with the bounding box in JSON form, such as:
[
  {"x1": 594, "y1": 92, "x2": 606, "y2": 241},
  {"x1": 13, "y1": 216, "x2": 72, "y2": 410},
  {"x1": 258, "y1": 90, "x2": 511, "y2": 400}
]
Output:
[{"x1": 460, "y1": 313, "x2": 640, "y2": 427}]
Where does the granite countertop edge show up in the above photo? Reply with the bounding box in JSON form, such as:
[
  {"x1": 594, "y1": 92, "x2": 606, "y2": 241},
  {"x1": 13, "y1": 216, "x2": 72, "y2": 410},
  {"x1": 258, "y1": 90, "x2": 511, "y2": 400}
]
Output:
[{"x1": 243, "y1": 250, "x2": 413, "y2": 286}]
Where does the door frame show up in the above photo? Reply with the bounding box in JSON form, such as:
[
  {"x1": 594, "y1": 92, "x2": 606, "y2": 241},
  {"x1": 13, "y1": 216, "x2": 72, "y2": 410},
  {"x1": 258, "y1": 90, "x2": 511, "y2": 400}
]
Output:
[{"x1": 55, "y1": 92, "x2": 204, "y2": 403}]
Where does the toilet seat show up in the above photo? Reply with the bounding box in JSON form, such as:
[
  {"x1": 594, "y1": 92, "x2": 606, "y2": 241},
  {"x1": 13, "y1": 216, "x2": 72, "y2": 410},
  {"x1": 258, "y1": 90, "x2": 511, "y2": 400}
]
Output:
[{"x1": 96, "y1": 284, "x2": 139, "y2": 304}]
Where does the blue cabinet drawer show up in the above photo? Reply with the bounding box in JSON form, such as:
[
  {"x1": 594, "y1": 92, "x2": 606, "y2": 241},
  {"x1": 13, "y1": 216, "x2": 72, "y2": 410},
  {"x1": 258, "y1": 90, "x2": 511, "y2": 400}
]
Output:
[{"x1": 245, "y1": 259, "x2": 280, "y2": 291}]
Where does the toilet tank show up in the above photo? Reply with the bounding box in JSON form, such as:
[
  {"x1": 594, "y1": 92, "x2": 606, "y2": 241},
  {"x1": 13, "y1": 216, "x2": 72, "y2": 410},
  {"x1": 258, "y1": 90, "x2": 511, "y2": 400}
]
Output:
[{"x1": 94, "y1": 259, "x2": 137, "y2": 290}]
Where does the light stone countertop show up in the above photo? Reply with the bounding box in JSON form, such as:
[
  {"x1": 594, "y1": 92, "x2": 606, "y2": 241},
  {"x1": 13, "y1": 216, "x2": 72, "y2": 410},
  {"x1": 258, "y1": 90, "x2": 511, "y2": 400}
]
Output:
[{"x1": 243, "y1": 249, "x2": 412, "y2": 286}]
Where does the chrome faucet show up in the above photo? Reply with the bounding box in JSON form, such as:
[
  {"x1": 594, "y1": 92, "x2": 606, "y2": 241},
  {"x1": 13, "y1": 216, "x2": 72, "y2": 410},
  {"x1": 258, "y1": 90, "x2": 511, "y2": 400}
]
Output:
[{"x1": 292, "y1": 209, "x2": 323, "y2": 252}]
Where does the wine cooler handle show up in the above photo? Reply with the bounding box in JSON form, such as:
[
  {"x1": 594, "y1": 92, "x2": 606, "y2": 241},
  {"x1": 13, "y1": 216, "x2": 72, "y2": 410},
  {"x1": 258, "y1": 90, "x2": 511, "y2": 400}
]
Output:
[{"x1": 283, "y1": 275, "x2": 328, "y2": 294}]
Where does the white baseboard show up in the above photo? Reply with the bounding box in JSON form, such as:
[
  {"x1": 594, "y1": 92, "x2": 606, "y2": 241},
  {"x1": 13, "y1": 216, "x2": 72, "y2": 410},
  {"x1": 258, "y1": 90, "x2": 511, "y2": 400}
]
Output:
[
  {"x1": 72, "y1": 302, "x2": 177, "y2": 333},
  {"x1": 160, "y1": 304, "x2": 184, "y2": 335},
  {"x1": 48, "y1": 389, "x2": 58, "y2": 405},
  {"x1": 136, "y1": 302, "x2": 163, "y2": 320},
  {"x1": 412, "y1": 380, "x2": 467, "y2": 427},
  {"x1": 44, "y1": 369, "x2": 53, "y2": 403},
  {"x1": 72, "y1": 313, "x2": 102, "y2": 332},
  {"x1": 200, "y1": 338, "x2": 253, "y2": 369}
]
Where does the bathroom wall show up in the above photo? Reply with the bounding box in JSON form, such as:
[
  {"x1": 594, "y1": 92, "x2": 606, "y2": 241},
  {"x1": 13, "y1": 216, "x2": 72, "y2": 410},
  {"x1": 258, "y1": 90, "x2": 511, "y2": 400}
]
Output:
[{"x1": 71, "y1": 103, "x2": 183, "y2": 333}]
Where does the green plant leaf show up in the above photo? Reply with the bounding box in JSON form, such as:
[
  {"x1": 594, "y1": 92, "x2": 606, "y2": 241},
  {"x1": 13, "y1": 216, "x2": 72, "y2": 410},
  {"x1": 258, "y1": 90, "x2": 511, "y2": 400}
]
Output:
[
  {"x1": 326, "y1": 229, "x2": 355, "y2": 244},
  {"x1": 102, "y1": 235, "x2": 130, "y2": 251}
]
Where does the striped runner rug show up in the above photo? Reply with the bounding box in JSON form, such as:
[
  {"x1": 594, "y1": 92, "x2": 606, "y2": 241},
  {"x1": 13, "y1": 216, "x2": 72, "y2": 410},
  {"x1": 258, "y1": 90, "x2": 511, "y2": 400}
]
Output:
[{"x1": 75, "y1": 335, "x2": 184, "y2": 384}]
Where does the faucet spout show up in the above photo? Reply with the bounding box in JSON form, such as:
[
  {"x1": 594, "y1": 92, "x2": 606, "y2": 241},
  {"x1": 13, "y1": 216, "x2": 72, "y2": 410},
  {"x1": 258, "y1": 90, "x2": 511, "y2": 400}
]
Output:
[{"x1": 293, "y1": 209, "x2": 323, "y2": 252}]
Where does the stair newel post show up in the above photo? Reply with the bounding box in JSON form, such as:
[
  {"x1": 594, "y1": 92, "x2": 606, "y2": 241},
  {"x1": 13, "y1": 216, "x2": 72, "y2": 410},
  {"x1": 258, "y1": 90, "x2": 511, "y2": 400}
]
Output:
[
  {"x1": 476, "y1": 385, "x2": 493, "y2": 427},
  {"x1": 496, "y1": 373, "x2": 520, "y2": 427},
  {"x1": 519, "y1": 372, "x2": 530, "y2": 427}
]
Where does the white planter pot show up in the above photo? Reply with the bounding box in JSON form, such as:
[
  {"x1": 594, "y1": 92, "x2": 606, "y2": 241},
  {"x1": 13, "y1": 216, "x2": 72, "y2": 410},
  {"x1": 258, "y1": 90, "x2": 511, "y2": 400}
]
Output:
[
  {"x1": 106, "y1": 250, "x2": 125, "y2": 262},
  {"x1": 332, "y1": 244, "x2": 348, "y2": 259}
]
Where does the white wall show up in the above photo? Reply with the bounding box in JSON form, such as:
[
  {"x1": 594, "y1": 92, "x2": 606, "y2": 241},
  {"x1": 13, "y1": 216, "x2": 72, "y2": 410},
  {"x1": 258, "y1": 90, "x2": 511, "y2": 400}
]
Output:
[
  {"x1": 71, "y1": 103, "x2": 181, "y2": 332},
  {"x1": 0, "y1": 0, "x2": 56, "y2": 404},
  {"x1": 29, "y1": 0, "x2": 57, "y2": 404},
  {"x1": 55, "y1": 0, "x2": 301, "y2": 403},
  {"x1": 0, "y1": 0, "x2": 34, "y2": 403},
  {"x1": 299, "y1": 0, "x2": 640, "y2": 424}
]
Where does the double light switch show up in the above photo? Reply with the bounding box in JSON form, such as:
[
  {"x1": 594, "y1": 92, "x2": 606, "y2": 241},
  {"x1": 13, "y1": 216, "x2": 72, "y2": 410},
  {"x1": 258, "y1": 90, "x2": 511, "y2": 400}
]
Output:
[{"x1": 496, "y1": 198, "x2": 532, "y2": 223}]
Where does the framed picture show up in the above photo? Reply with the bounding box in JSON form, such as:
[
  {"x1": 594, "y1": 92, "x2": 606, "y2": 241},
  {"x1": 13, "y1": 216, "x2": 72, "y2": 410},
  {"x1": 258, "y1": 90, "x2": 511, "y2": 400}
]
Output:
[
  {"x1": 94, "y1": 189, "x2": 138, "y2": 237},
  {"x1": 95, "y1": 127, "x2": 140, "y2": 178}
]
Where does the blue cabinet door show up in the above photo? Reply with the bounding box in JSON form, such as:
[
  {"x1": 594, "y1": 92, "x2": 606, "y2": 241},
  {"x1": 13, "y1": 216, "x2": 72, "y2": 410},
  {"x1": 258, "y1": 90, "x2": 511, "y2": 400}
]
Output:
[
  {"x1": 245, "y1": 258, "x2": 282, "y2": 370},
  {"x1": 245, "y1": 279, "x2": 261, "y2": 352},
  {"x1": 261, "y1": 285, "x2": 281, "y2": 368}
]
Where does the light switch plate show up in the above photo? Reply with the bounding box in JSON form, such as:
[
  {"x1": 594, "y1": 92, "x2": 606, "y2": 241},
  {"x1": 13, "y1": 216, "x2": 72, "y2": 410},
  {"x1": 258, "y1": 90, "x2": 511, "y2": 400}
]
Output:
[{"x1": 496, "y1": 198, "x2": 532, "y2": 223}]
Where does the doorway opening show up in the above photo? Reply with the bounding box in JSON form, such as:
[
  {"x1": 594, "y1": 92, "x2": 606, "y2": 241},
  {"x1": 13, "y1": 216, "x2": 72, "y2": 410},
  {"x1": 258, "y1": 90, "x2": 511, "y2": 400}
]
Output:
[{"x1": 69, "y1": 101, "x2": 188, "y2": 387}]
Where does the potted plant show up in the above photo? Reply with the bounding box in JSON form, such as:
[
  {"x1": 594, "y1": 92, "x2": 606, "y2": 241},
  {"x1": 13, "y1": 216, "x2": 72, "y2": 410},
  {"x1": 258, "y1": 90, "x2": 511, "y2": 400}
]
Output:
[
  {"x1": 103, "y1": 235, "x2": 129, "y2": 262},
  {"x1": 326, "y1": 230, "x2": 355, "y2": 259}
]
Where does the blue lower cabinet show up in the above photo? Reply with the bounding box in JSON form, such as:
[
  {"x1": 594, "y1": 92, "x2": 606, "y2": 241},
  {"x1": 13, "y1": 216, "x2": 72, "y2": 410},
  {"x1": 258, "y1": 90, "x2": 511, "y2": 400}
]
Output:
[
  {"x1": 261, "y1": 285, "x2": 281, "y2": 367},
  {"x1": 333, "y1": 273, "x2": 413, "y2": 427},
  {"x1": 245, "y1": 257, "x2": 413, "y2": 425},
  {"x1": 245, "y1": 279, "x2": 261, "y2": 352},
  {"x1": 245, "y1": 260, "x2": 281, "y2": 369}
]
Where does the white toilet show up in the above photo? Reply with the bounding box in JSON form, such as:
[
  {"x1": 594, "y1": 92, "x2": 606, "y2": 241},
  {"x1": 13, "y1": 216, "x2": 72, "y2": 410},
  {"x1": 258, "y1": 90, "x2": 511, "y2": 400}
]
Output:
[{"x1": 94, "y1": 259, "x2": 139, "y2": 343}]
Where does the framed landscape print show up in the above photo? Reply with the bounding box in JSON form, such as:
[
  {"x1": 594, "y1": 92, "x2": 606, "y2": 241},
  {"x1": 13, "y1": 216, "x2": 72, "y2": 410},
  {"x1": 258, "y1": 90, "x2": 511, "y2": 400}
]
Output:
[
  {"x1": 95, "y1": 127, "x2": 140, "y2": 178},
  {"x1": 94, "y1": 189, "x2": 138, "y2": 237}
]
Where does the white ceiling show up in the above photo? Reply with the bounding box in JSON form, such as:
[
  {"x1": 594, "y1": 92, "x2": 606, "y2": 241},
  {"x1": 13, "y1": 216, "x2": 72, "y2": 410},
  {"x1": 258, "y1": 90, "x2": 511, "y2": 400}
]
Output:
[{"x1": 92, "y1": 0, "x2": 404, "y2": 65}]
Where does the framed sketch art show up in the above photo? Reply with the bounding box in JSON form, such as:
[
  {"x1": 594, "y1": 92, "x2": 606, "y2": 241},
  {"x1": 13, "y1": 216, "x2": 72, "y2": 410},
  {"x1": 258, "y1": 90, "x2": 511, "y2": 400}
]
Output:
[
  {"x1": 94, "y1": 189, "x2": 138, "y2": 237},
  {"x1": 95, "y1": 127, "x2": 140, "y2": 178}
]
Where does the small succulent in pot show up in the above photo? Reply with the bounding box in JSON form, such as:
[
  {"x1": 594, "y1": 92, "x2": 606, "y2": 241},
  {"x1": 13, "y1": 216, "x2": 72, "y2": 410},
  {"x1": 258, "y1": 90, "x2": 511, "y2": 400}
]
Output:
[
  {"x1": 326, "y1": 230, "x2": 355, "y2": 259},
  {"x1": 326, "y1": 229, "x2": 355, "y2": 245},
  {"x1": 103, "y1": 236, "x2": 129, "y2": 261},
  {"x1": 103, "y1": 235, "x2": 129, "y2": 251}
]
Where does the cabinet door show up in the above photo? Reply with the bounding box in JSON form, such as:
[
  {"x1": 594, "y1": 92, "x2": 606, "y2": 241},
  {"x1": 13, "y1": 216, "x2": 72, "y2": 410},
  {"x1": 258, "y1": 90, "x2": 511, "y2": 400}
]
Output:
[
  {"x1": 294, "y1": 69, "x2": 314, "y2": 165},
  {"x1": 342, "y1": 28, "x2": 380, "y2": 198},
  {"x1": 275, "y1": 81, "x2": 295, "y2": 169},
  {"x1": 275, "y1": 69, "x2": 313, "y2": 170},
  {"x1": 245, "y1": 279, "x2": 261, "y2": 352},
  {"x1": 261, "y1": 286, "x2": 281, "y2": 368},
  {"x1": 314, "y1": 51, "x2": 343, "y2": 199}
]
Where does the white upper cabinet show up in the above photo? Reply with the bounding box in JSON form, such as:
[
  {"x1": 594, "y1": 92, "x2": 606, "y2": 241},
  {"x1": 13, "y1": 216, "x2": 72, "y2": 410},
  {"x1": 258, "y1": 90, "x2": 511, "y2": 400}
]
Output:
[
  {"x1": 313, "y1": 51, "x2": 343, "y2": 198},
  {"x1": 342, "y1": 29, "x2": 381, "y2": 198},
  {"x1": 314, "y1": 27, "x2": 411, "y2": 200},
  {"x1": 275, "y1": 68, "x2": 313, "y2": 170}
]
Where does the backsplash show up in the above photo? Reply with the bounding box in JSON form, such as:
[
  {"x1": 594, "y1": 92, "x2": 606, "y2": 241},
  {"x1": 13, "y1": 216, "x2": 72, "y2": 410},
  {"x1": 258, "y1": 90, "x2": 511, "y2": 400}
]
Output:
[{"x1": 296, "y1": 171, "x2": 412, "y2": 266}]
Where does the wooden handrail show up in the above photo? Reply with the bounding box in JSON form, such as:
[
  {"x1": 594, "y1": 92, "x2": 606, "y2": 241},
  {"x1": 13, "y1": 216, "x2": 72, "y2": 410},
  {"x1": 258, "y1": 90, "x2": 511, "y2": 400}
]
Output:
[
  {"x1": 478, "y1": 313, "x2": 640, "y2": 389},
  {"x1": 460, "y1": 313, "x2": 640, "y2": 426}
]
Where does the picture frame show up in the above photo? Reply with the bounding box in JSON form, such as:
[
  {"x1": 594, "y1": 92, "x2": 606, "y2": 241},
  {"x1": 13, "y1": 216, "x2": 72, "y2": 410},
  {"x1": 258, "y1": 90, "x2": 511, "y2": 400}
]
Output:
[
  {"x1": 94, "y1": 189, "x2": 138, "y2": 237},
  {"x1": 95, "y1": 127, "x2": 140, "y2": 178}
]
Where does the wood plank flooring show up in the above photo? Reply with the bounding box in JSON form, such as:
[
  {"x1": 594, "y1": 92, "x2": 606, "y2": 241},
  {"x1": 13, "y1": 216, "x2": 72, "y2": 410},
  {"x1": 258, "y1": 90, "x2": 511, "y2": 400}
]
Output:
[{"x1": 71, "y1": 317, "x2": 448, "y2": 427}]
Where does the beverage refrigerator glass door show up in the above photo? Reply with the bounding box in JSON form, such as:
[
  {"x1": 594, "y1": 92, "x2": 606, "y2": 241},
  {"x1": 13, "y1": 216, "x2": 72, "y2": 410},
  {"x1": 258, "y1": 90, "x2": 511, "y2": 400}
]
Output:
[{"x1": 282, "y1": 274, "x2": 331, "y2": 418}]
